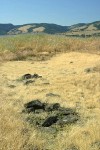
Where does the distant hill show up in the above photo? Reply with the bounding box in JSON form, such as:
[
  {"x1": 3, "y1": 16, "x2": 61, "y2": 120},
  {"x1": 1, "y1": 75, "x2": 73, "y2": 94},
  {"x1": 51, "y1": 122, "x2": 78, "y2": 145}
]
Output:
[
  {"x1": 0, "y1": 23, "x2": 15, "y2": 35},
  {"x1": 7, "y1": 23, "x2": 68, "y2": 35},
  {"x1": 64, "y1": 21, "x2": 100, "y2": 37},
  {"x1": 0, "y1": 21, "x2": 100, "y2": 36}
]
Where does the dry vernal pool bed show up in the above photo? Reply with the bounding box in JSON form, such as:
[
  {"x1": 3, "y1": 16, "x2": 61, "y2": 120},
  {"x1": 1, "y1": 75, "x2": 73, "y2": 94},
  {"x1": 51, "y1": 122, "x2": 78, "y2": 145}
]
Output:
[{"x1": 0, "y1": 52, "x2": 100, "y2": 150}]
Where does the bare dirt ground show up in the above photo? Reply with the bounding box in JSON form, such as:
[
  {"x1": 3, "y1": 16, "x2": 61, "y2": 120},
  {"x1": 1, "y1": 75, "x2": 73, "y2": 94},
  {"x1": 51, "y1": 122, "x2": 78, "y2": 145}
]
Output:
[{"x1": 0, "y1": 52, "x2": 100, "y2": 150}]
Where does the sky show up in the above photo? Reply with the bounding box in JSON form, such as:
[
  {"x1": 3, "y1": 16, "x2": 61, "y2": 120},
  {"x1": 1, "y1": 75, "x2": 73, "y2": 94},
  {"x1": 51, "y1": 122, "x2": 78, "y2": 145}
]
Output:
[{"x1": 0, "y1": 0, "x2": 100, "y2": 26}]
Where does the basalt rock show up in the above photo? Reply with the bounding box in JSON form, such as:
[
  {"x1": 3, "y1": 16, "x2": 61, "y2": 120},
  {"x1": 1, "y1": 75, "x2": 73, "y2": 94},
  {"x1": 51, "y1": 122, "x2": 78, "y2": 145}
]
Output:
[
  {"x1": 42, "y1": 116, "x2": 58, "y2": 127},
  {"x1": 22, "y1": 73, "x2": 42, "y2": 80},
  {"x1": 24, "y1": 100, "x2": 45, "y2": 113},
  {"x1": 32, "y1": 73, "x2": 42, "y2": 78},
  {"x1": 23, "y1": 100, "x2": 79, "y2": 128},
  {"x1": 44, "y1": 103, "x2": 60, "y2": 112},
  {"x1": 24, "y1": 80, "x2": 34, "y2": 85},
  {"x1": 22, "y1": 74, "x2": 32, "y2": 80}
]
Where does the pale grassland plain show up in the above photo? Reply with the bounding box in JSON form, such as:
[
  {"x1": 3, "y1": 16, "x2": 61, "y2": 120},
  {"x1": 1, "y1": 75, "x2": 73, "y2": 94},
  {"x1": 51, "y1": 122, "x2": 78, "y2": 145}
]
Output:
[{"x1": 0, "y1": 34, "x2": 100, "y2": 150}]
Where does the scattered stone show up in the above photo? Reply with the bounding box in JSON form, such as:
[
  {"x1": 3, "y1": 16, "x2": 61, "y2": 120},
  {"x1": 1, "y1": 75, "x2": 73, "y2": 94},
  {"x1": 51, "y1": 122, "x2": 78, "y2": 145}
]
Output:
[
  {"x1": 52, "y1": 103, "x2": 60, "y2": 110},
  {"x1": 22, "y1": 73, "x2": 42, "y2": 80},
  {"x1": 24, "y1": 100, "x2": 45, "y2": 113},
  {"x1": 17, "y1": 73, "x2": 43, "y2": 86},
  {"x1": 45, "y1": 103, "x2": 60, "y2": 112},
  {"x1": 42, "y1": 116, "x2": 58, "y2": 127},
  {"x1": 22, "y1": 73, "x2": 32, "y2": 79},
  {"x1": 32, "y1": 73, "x2": 42, "y2": 78},
  {"x1": 23, "y1": 100, "x2": 79, "y2": 128},
  {"x1": 24, "y1": 80, "x2": 34, "y2": 85}
]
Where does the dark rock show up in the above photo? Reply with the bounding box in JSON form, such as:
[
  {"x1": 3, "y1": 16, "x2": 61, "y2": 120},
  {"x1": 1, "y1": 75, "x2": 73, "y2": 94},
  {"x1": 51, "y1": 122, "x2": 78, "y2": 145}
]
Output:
[
  {"x1": 42, "y1": 116, "x2": 58, "y2": 127},
  {"x1": 22, "y1": 74, "x2": 32, "y2": 79},
  {"x1": 45, "y1": 103, "x2": 60, "y2": 112},
  {"x1": 24, "y1": 100, "x2": 45, "y2": 112},
  {"x1": 22, "y1": 73, "x2": 42, "y2": 80},
  {"x1": 44, "y1": 104, "x2": 54, "y2": 111},
  {"x1": 23, "y1": 100, "x2": 79, "y2": 128},
  {"x1": 53, "y1": 103, "x2": 60, "y2": 110},
  {"x1": 32, "y1": 73, "x2": 42, "y2": 78},
  {"x1": 24, "y1": 100, "x2": 43, "y2": 108},
  {"x1": 24, "y1": 80, "x2": 34, "y2": 85}
]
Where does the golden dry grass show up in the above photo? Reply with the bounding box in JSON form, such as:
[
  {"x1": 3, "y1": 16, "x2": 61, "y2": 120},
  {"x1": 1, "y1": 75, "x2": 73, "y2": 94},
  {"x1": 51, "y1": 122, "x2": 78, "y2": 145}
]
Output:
[
  {"x1": 64, "y1": 30, "x2": 100, "y2": 37},
  {"x1": 0, "y1": 34, "x2": 100, "y2": 61},
  {"x1": 0, "y1": 50, "x2": 100, "y2": 150}
]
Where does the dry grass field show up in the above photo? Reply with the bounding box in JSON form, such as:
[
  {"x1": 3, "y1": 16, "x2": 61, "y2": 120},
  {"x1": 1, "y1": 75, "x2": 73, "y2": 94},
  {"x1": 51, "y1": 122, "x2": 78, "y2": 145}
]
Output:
[
  {"x1": 0, "y1": 34, "x2": 100, "y2": 61},
  {"x1": 0, "y1": 34, "x2": 100, "y2": 150}
]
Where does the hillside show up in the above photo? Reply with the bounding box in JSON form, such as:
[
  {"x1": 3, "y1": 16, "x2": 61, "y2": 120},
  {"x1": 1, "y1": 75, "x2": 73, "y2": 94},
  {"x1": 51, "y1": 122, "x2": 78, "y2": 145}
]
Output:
[
  {"x1": 0, "y1": 21, "x2": 100, "y2": 36},
  {"x1": 0, "y1": 23, "x2": 15, "y2": 35},
  {"x1": 64, "y1": 21, "x2": 100, "y2": 37},
  {"x1": 0, "y1": 23, "x2": 68, "y2": 35}
]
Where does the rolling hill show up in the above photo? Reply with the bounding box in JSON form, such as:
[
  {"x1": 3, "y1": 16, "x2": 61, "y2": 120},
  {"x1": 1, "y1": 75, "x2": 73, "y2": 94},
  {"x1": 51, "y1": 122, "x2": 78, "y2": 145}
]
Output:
[
  {"x1": 0, "y1": 21, "x2": 100, "y2": 36},
  {"x1": 64, "y1": 21, "x2": 100, "y2": 37}
]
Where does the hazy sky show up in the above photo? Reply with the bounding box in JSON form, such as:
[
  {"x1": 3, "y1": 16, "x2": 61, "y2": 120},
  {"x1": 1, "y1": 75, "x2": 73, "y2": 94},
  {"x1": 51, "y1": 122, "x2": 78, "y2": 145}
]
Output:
[{"x1": 0, "y1": 0, "x2": 100, "y2": 25}]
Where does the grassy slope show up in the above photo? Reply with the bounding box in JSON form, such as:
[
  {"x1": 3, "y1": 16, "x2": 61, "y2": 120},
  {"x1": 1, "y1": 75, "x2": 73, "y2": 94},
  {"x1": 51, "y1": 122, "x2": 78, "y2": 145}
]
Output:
[
  {"x1": 0, "y1": 34, "x2": 100, "y2": 150},
  {"x1": 64, "y1": 21, "x2": 100, "y2": 37}
]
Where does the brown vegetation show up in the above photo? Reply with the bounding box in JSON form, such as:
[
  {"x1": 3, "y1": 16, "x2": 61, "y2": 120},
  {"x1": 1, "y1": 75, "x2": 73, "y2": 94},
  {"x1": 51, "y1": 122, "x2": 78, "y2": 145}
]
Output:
[
  {"x1": 0, "y1": 34, "x2": 100, "y2": 61},
  {"x1": 0, "y1": 34, "x2": 100, "y2": 150}
]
